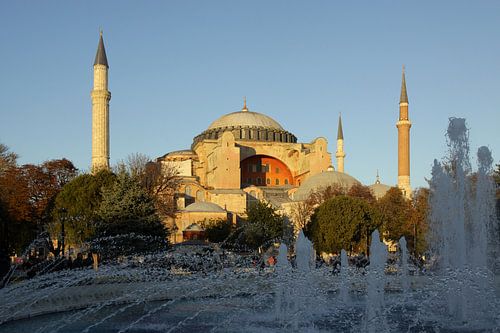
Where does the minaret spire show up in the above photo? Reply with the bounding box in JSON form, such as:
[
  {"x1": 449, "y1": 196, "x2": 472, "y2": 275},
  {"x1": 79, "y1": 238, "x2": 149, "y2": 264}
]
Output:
[
  {"x1": 94, "y1": 30, "x2": 109, "y2": 68},
  {"x1": 335, "y1": 113, "x2": 346, "y2": 173},
  {"x1": 91, "y1": 31, "x2": 111, "y2": 173},
  {"x1": 337, "y1": 113, "x2": 344, "y2": 140},
  {"x1": 396, "y1": 65, "x2": 411, "y2": 198},
  {"x1": 400, "y1": 65, "x2": 408, "y2": 104}
]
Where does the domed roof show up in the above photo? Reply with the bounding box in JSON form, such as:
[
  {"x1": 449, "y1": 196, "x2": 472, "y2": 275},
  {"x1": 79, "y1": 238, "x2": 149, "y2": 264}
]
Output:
[
  {"x1": 184, "y1": 223, "x2": 204, "y2": 232},
  {"x1": 207, "y1": 110, "x2": 284, "y2": 131},
  {"x1": 294, "y1": 170, "x2": 361, "y2": 201},
  {"x1": 368, "y1": 183, "x2": 392, "y2": 199},
  {"x1": 184, "y1": 202, "x2": 226, "y2": 213}
]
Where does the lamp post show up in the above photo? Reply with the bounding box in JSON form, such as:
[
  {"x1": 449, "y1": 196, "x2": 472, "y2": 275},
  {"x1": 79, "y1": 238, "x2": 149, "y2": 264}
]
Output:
[{"x1": 59, "y1": 208, "x2": 67, "y2": 258}]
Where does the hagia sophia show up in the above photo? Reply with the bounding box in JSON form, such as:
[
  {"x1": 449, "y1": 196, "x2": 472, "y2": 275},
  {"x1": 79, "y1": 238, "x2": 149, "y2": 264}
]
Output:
[{"x1": 90, "y1": 33, "x2": 412, "y2": 244}]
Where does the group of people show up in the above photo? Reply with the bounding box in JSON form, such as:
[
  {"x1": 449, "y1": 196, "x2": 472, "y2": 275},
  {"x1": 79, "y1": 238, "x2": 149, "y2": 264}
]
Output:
[{"x1": 20, "y1": 252, "x2": 95, "y2": 279}]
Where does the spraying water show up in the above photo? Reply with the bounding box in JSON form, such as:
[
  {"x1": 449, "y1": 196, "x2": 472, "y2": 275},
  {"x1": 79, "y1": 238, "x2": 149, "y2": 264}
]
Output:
[
  {"x1": 428, "y1": 117, "x2": 498, "y2": 324},
  {"x1": 339, "y1": 249, "x2": 349, "y2": 304},
  {"x1": 365, "y1": 229, "x2": 387, "y2": 332},
  {"x1": 399, "y1": 237, "x2": 409, "y2": 293}
]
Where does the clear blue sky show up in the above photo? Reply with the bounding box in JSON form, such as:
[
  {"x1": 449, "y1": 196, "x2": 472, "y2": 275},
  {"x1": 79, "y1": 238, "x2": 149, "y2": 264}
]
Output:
[{"x1": 1, "y1": 1, "x2": 499, "y2": 188}]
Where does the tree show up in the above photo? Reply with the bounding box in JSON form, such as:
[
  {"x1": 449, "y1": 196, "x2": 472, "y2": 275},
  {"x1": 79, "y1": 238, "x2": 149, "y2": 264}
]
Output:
[
  {"x1": 94, "y1": 172, "x2": 168, "y2": 257},
  {"x1": 0, "y1": 159, "x2": 77, "y2": 254},
  {"x1": 0, "y1": 143, "x2": 18, "y2": 175},
  {"x1": 407, "y1": 188, "x2": 430, "y2": 256},
  {"x1": 140, "y1": 161, "x2": 179, "y2": 218},
  {"x1": 376, "y1": 187, "x2": 412, "y2": 243},
  {"x1": 203, "y1": 218, "x2": 232, "y2": 243},
  {"x1": 306, "y1": 183, "x2": 346, "y2": 207},
  {"x1": 241, "y1": 201, "x2": 291, "y2": 250},
  {"x1": 494, "y1": 163, "x2": 500, "y2": 199},
  {"x1": 50, "y1": 169, "x2": 116, "y2": 247},
  {"x1": 305, "y1": 195, "x2": 381, "y2": 255},
  {"x1": 289, "y1": 201, "x2": 314, "y2": 231},
  {"x1": 117, "y1": 153, "x2": 179, "y2": 218},
  {"x1": 347, "y1": 183, "x2": 376, "y2": 203}
]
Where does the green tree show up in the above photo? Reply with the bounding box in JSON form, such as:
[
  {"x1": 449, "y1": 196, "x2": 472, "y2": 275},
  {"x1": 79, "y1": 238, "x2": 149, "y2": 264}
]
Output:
[
  {"x1": 376, "y1": 187, "x2": 411, "y2": 243},
  {"x1": 203, "y1": 218, "x2": 232, "y2": 243},
  {"x1": 241, "y1": 201, "x2": 291, "y2": 250},
  {"x1": 305, "y1": 195, "x2": 381, "y2": 255},
  {"x1": 50, "y1": 169, "x2": 116, "y2": 247},
  {"x1": 94, "y1": 172, "x2": 168, "y2": 257}
]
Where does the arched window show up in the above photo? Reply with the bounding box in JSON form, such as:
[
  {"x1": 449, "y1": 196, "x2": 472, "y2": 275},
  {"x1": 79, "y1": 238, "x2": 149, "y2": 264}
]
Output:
[
  {"x1": 284, "y1": 179, "x2": 289, "y2": 185},
  {"x1": 185, "y1": 185, "x2": 194, "y2": 206},
  {"x1": 196, "y1": 190, "x2": 204, "y2": 202},
  {"x1": 275, "y1": 179, "x2": 280, "y2": 185}
]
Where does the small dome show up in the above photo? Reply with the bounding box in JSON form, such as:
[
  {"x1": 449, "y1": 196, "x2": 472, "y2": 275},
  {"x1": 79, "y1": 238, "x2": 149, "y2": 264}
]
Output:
[
  {"x1": 184, "y1": 202, "x2": 225, "y2": 213},
  {"x1": 158, "y1": 149, "x2": 197, "y2": 160},
  {"x1": 207, "y1": 111, "x2": 284, "y2": 131},
  {"x1": 294, "y1": 171, "x2": 361, "y2": 201},
  {"x1": 184, "y1": 223, "x2": 204, "y2": 232},
  {"x1": 369, "y1": 183, "x2": 392, "y2": 199}
]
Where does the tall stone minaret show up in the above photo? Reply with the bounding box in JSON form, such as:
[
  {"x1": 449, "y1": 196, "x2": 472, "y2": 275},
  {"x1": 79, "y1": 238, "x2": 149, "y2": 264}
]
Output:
[
  {"x1": 335, "y1": 114, "x2": 345, "y2": 173},
  {"x1": 91, "y1": 31, "x2": 111, "y2": 173},
  {"x1": 397, "y1": 66, "x2": 411, "y2": 198}
]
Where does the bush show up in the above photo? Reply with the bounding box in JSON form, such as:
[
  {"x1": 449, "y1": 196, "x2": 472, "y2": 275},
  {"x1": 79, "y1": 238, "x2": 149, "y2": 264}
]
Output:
[
  {"x1": 306, "y1": 195, "x2": 381, "y2": 254},
  {"x1": 203, "y1": 219, "x2": 232, "y2": 243}
]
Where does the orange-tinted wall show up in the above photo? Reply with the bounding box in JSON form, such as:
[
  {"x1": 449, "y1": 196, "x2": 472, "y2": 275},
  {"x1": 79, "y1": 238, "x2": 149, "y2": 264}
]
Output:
[{"x1": 241, "y1": 155, "x2": 293, "y2": 187}]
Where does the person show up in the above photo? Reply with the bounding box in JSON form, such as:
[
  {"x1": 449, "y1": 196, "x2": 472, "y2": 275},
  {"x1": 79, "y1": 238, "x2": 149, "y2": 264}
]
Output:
[
  {"x1": 73, "y1": 253, "x2": 84, "y2": 269},
  {"x1": 84, "y1": 252, "x2": 93, "y2": 267},
  {"x1": 267, "y1": 256, "x2": 276, "y2": 266}
]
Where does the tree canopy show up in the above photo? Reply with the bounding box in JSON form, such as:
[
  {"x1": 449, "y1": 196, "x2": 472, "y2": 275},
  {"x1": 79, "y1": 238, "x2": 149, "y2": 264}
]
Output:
[
  {"x1": 305, "y1": 195, "x2": 381, "y2": 255},
  {"x1": 87, "y1": 171, "x2": 168, "y2": 257},
  {"x1": 238, "y1": 201, "x2": 292, "y2": 250},
  {"x1": 0, "y1": 159, "x2": 77, "y2": 254},
  {"x1": 50, "y1": 169, "x2": 116, "y2": 246},
  {"x1": 377, "y1": 187, "x2": 412, "y2": 243},
  {"x1": 0, "y1": 143, "x2": 18, "y2": 175}
]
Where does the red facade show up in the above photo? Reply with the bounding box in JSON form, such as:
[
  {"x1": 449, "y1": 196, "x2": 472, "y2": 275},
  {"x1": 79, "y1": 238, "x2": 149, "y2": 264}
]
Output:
[{"x1": 240, "y1": 155, "x2": 293, "y2": 187}]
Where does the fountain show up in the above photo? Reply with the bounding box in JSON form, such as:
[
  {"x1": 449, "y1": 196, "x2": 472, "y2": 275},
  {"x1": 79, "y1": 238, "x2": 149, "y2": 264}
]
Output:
[
  {"x1": 0, "y1": 118, "x2": 498, "y2": 332},
  {"x1": 399, "y1": 237, "x2": 409, "y2": 293},
  {"x1": 339, "y1": 249, "x2": 349, "y2": 304},
  {"x1": 364, "y1": 230, "x2": 388, "y2": 333}
]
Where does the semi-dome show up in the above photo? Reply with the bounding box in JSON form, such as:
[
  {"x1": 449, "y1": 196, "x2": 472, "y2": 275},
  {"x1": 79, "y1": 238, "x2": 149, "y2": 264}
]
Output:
[
  {"x1": 293, "y1": 170, "x2": 361, "y2": 201},
  {"x1": 184, "y1": 202, "x2": 225, "y2": 213},
  {"x1": 208, "y1": 111, "x2": 284, "y2": 131}
]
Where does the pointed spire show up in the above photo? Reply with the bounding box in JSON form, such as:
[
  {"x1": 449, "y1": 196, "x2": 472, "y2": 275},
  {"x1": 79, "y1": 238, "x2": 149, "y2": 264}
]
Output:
[
  {"x1": 400, "y1": 65, "x2": 408, "y2": 103},
  {"x1": 375, "y1": 170, "x2": 381, "y2": 184},
  {"x1": 94, "y1": 30, "x2": 109, "y2": 68},
  {"x1": 337, "y1": 113, "x2": 344, "y2": 140},
  {"x1": 241, "y1": 96, "x2": 248, "y2": 112}
]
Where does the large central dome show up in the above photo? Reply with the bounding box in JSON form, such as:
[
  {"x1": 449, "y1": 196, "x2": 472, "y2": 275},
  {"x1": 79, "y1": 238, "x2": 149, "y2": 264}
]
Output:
[
  {"x1": 192, "y1": 102, "x2": 297, "y2": 147},
  {"x1": 208, "y1": 111, "x2": 284, "y2": 131}
]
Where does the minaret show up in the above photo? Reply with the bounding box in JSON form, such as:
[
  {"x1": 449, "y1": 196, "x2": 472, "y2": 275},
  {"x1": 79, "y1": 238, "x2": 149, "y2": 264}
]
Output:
[
  {"x1": 397, "y1": 66, "x2": 411, "y2": 198},
  {"x1": 91, "y1": 31, "x2": 111, "y2": 172},
  {"x1": 335, "y1": 114, "x2": 345, "y2": 173}
]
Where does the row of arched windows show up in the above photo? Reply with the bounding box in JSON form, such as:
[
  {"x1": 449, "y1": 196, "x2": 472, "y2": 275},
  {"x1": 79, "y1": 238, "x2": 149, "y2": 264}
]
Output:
[
  {"x1": 245, "y1": 178, "x2": 289, "y2": 186},
  {"x1": 184, "y1": 185, "x2": 204, "y2": 206}
]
